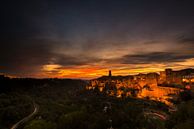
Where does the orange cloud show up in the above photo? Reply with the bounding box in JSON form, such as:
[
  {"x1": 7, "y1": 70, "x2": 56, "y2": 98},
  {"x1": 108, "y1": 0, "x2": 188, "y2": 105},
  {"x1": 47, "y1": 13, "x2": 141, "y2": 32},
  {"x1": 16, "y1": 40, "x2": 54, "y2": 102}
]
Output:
[{"x1": 29, "y1": 57, "x2": 194, "y2": 79}]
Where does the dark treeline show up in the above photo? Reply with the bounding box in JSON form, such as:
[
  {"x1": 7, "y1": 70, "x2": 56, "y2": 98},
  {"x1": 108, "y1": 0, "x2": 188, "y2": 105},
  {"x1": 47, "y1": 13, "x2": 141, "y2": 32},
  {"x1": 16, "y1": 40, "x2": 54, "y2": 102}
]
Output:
[
  {"x1": 0, "y1": 75, "x2": 86, "y2": 93},
  {"x1": 0, "y1": 75, "x2": 86, "y2": 129}
]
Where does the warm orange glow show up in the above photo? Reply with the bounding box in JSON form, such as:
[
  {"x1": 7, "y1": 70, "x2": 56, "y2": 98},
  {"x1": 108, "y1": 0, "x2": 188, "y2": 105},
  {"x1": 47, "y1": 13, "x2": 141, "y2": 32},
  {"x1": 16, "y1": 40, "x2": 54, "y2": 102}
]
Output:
[
  {"x1": 185, "y1": 85, "x2": 191, "y2": 90},
  {"x1": 42, "y1": 64, "x2": 62, "y2": 71},
  {"x1": 27, "y1": 58, "x2": 194, "y2": 79}
]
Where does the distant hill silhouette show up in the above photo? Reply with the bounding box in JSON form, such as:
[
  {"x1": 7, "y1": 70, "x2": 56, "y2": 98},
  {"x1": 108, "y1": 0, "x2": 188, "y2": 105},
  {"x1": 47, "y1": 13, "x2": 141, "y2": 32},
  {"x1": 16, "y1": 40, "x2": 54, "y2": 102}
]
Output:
[
  {"x1": 0, "y1": 76, "x2": 86, "y2": 93},
  {"x1": 95, "y1": 68, "x2": 194, "y2": 81},
  {"x1": 177, "y1": 68, "x2": 194, "y2": 75},
  {"x1": 96, "y1": 75, "x2": 133, "y2": 81}
]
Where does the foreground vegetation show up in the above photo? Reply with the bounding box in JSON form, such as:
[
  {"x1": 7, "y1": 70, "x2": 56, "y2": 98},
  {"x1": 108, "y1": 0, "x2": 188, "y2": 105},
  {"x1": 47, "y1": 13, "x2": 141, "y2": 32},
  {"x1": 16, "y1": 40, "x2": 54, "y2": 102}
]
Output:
[{"x1": 0, "y1": 78, "x2": 194, "y2": 129}]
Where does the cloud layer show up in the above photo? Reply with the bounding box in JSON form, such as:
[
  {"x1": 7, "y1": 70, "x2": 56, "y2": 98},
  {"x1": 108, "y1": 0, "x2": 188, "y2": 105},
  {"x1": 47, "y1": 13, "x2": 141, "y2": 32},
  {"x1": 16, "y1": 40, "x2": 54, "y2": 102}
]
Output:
[{"x1": 1, "y1": 0, "x2": 194, "y2": 78}]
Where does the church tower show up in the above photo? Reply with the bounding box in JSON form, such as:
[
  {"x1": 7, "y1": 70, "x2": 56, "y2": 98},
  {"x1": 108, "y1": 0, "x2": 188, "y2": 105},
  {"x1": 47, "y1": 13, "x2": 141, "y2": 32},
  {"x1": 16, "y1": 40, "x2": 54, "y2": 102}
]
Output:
[
  {"x1": 108, "y1": 70, "x2": 112, "y2": 84},
  {"x1": 109, "y1": 70, "x2": 112, "y2": 78}
]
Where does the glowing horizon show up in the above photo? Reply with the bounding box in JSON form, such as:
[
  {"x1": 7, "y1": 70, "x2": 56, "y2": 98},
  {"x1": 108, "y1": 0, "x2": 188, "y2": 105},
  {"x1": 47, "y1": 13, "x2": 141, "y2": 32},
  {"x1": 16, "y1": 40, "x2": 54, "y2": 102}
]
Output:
[{"x1": 3, "y1": 58, "x2": 193, "y2": 80}]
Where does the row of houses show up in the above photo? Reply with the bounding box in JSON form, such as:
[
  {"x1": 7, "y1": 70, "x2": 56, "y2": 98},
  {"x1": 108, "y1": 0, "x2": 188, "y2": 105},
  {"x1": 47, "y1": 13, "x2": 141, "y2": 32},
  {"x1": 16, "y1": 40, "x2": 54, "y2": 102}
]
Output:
[
  {"x1": 86, "y1": 69, "x2": 194, "y2": 96},
  {"x1": 88, "y1": 68, "x2": 194, "y2": 90}
]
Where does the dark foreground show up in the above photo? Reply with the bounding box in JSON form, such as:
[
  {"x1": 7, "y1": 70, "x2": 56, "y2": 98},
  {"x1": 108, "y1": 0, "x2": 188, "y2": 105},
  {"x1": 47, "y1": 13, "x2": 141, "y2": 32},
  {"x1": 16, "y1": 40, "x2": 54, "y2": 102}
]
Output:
[{"x1": 0, "y1": 78, "x2": 194, "y2": 129}]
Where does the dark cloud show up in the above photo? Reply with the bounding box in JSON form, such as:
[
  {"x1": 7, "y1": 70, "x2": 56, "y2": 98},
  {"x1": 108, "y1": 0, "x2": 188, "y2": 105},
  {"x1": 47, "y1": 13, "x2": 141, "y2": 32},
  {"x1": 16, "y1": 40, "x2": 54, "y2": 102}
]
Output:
[
  {"x1": 0, "y1": 38, "x2": 53, "y2": 74},
  {"x1": 51, "y1": 54, "x2": 101, "y2": 66},
  {"x1": 1, "y1": 0, "x2": 194, "y2": 77},
  {"x1": 177, "y1": 35, "x2": 194, "y2": 45},
  {"x1": 114, "y1": 52, "x2": 194, "y2": 64},
  {"x1": 0, "y1": 38, "x2": 101, "y2": 75},
  {"x1": 175, "y1": 28, "x2": 194, "y2": 44},
  {"x1": 143, "y1": 40, "x2": 160, "y2": 45}
]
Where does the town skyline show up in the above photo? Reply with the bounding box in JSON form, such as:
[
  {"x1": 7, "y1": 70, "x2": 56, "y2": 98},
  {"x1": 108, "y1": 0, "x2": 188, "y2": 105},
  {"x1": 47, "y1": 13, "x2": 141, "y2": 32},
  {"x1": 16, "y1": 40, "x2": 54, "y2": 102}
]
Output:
[{"x1": 2, "y1": 67, "x2": 194, "y2": 80}]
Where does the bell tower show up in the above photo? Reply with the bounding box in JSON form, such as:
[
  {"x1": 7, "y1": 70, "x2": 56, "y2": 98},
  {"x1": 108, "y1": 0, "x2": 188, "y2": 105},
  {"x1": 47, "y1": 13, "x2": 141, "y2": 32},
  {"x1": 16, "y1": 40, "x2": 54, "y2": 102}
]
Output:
[{"x1": 109, "y1": 70, "x2": 112, "y2": 78}]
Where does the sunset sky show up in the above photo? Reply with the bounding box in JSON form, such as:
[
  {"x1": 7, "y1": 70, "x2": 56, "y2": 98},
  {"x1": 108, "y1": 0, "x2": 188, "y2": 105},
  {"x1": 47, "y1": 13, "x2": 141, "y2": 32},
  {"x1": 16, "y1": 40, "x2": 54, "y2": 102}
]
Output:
[{"x1": 1, "y1": 0, "x2": 194, "y2": 79}]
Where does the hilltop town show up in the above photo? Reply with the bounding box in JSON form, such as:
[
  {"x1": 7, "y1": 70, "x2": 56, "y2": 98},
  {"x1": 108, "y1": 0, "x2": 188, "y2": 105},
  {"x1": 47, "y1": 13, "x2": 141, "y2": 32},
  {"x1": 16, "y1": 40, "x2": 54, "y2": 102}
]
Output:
[
  {"x1": 86, "y1": 68, "x2": 194, "y2": 106},
  {"x1": 0, "y1": 69, "x2": 194, "y2": 129}
]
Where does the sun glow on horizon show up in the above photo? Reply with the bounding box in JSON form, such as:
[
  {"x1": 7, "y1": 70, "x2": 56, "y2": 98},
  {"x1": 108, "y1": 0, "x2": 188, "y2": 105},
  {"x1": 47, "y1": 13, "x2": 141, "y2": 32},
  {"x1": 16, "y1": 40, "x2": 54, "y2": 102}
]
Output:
[
  {"x1": 3, "y1": 58, "x2": 194, "y2": 80},
  {"x1": 35, "y1": 58, "x2": 194, "y2": 79}
]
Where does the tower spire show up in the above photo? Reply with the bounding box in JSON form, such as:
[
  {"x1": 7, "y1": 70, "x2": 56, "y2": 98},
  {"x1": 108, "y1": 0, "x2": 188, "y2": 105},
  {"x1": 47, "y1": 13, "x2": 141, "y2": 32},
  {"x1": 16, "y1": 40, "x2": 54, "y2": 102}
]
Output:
[{"x1": 109, "y1": 70, "x2": 112, "y2": 77}]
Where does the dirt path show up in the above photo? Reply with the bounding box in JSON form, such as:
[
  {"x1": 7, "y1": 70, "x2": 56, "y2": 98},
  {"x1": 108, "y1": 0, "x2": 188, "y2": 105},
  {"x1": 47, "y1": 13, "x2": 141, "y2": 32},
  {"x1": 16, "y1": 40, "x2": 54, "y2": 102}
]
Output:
[{"x1": 10, "y1": 102, "x2": 39, "y2": 129}]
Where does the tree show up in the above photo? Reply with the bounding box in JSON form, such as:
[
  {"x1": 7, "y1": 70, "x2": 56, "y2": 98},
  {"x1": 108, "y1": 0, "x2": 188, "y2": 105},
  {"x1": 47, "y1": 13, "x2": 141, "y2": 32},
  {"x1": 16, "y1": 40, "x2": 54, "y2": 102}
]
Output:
[
  {"x1": 174, "y1": 120, "x2": 194, "y2": 129},
  {"x1": 58, "y1": 111, "x2": 87, "y2": 129},
  {"x1": 24, "y1": 120, "x2": 56, "y2": 129}
]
